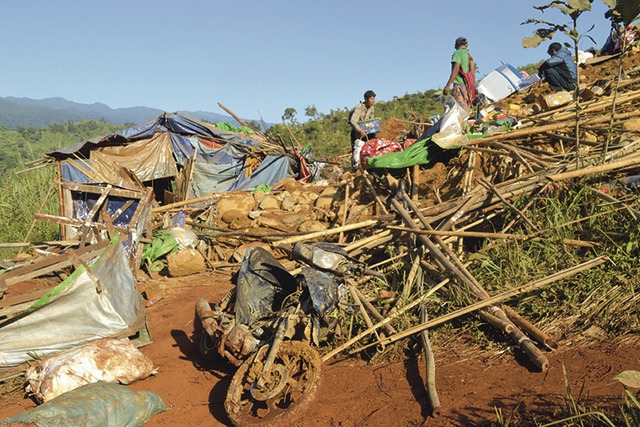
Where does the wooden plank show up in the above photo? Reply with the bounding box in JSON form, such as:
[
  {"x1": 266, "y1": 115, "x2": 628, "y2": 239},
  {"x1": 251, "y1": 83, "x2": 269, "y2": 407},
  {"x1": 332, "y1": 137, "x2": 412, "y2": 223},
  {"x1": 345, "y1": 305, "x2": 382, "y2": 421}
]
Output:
[
  {"x1": 0, "y1": 301, "x2": 34, "y2": 318},
  {"x1": 62, "y1": 182, "x2": 146, "y2": 199},
  {"x1": 0, "y1": 240, "x2": 109, "y2": 287},
  {"x1": 34, "y1": 213, "x2": 127, "y2": 232},
  {"x1": 83, "y1": 185, "x2": 112, "y2": 223},
  {"x1": 0, "y1": 288, "x2": 50, "y2": 310}
]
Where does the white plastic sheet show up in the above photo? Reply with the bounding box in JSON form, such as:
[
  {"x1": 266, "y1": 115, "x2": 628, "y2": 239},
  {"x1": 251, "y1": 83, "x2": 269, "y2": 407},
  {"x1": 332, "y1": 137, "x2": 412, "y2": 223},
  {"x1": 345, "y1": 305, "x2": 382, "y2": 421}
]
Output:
[
  {"x1": 0, "y1": 241, "x2": 143, "y2": 367},
  {"x1": 431, "y1": 96, "x2": 470, "y2": 149}
]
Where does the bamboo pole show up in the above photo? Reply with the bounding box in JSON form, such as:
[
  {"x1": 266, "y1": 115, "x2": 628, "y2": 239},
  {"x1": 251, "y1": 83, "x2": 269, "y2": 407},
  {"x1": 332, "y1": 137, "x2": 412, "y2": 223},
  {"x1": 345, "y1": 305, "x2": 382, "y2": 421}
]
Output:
[
  {"x1": 419, "y1": 273, "x2": 441, "y2": 418},
  {"x1": 339, "y1": 183, "x2": 350, "y2": 244},
  {"x1": 217, "y1": 102, "x2": 265, "y2": 138},
  {"x1": 389, "y1": 187, "x2": 549, "y2": 370},
  {"x1": 18, "y1": 180, "x2": 57, "y2": 256},
  {"x1": 479, "y1": 178, "x2": 539, "y2": 232},
  {"x1": 322, "y1": 275, "x2": 452, "y2": 362},
  {"x1": 502, "y1": 305, "x2": 558, "y2": 350},
  {"x1": 360, "y1": 168, "x2": 389, "y2": 215},
  {"x1": 387, "y1": 226, "x2": 530, "y2": 240},
  {"x1": 344, "y1": 256, "x2": 607, "y2": 358},
  {"x1": 348, "y1": 284, "x2": 381, "y2": 342},
  {"x1": 152, "y1": 192, "x2": 222, "y2": 213},
  {"x1": 0, "y1": 240, "x2": 81, "y2": 248},
  {"x1": 273, "y1": 219, "x2": 378, "y2": 246},
  {"x1": 349, "y1": 280, "x2": 397, "y2": 335},
  {"x1": 547, "y1": 153, "x2": 640, "y2": 181}
]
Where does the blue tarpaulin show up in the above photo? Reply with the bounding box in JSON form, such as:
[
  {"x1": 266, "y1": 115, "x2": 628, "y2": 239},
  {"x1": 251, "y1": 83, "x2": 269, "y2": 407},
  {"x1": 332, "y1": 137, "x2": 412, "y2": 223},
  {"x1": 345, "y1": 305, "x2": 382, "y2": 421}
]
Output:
[{"x1": 49, "y1": 112, "x2": 296, "y2": 195}]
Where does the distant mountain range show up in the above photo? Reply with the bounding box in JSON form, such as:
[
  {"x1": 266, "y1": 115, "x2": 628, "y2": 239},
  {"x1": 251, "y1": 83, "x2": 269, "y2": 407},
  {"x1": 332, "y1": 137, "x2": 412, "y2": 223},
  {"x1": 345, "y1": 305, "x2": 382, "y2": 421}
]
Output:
[{"x1": 0, "y1": 96, "x2": 247, "y2": 129}]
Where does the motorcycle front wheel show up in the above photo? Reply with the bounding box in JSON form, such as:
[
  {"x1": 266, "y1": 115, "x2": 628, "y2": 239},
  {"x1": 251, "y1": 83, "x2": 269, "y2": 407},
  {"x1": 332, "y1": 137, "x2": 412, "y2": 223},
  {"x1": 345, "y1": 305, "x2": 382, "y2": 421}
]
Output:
[{"x1": 224, "y1": 340, "x2": 322, "y2": 427}]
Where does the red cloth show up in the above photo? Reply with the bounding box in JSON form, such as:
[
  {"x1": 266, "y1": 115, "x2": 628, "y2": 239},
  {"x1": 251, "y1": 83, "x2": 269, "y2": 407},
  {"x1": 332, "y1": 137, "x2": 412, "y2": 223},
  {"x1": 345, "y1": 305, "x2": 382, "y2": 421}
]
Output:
[
  {"x1": 359, "y1": 138, "x2": 403, "y2": 168},
  {"x1": 459, "y1": 53, "x2": 477, "y2": 101},
  {"x1": 292, "y1": 150, "x2": 312, "y2": 183}
]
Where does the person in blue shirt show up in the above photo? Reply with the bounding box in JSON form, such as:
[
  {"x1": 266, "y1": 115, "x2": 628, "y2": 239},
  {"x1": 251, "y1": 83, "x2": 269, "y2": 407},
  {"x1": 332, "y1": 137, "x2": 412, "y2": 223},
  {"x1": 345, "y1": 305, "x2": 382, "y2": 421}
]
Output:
[{"x1": 537, "y1": 42, "x2": 577, "y2": 91}]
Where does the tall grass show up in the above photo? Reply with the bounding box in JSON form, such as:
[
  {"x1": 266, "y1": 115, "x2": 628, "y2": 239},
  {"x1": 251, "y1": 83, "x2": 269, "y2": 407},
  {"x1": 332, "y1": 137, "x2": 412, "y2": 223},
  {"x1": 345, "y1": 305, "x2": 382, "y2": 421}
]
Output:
[
  {"x1": 0, "y1": 165, "x2": 59, "y2": 259},
  {"x1": 469, "y1": 184, "x2": 640, "y2": 337}
]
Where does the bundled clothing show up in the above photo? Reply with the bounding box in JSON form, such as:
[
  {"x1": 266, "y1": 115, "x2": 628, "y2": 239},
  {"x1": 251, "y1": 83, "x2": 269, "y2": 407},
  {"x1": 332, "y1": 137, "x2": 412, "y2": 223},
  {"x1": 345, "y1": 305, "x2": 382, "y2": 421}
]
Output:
[{"x1": 538, "y1": 46, "x2": 577, "y2": 91}]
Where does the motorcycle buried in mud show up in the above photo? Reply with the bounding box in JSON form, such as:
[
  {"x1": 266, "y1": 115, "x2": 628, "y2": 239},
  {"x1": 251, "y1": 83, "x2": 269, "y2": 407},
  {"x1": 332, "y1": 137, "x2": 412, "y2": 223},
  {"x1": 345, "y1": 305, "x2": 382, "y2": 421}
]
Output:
[{"x1": 195, "y1": 242, "x2": 365, "y2": 426}]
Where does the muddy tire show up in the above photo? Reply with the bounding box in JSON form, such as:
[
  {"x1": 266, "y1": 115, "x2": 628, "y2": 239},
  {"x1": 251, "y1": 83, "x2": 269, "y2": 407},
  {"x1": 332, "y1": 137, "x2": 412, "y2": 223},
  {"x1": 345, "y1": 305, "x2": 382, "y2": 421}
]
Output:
[{"x1": 225, "y1": 341, "x2": 322, "y2": 427}]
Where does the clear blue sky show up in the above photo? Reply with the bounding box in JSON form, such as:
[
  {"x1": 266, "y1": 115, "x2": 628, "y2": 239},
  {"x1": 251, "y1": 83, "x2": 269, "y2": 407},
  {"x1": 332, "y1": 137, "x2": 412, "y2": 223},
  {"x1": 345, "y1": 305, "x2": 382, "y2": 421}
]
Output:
[{"x1": 1, "y1": 0, "x2": 613, "y2": 123}]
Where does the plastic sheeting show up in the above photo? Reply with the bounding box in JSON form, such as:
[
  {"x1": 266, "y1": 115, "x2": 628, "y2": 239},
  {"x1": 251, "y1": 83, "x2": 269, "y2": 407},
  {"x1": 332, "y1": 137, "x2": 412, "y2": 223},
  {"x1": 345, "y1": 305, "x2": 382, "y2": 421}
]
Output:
[
  {"x1": 89, "y1": 133, "x2": 177, "y2": 184},
  {"x1": 432, "y1": 96, "x2": 470, "y2": 149},
  {"x1": 366, "y1": 138, "x2": 441, "y2": 169},
  {"x1": 170, "y1": 135, "x2": 245, "y2": 167},
  {"x1": 1, "y1": 381, "x2": 167, "y2": 427},
  {"x1": 191, "y1": 161, "x2": 243, "y2": 196},
  {"x1": 235, "y1": 247, "x2": 296, "y2": 325},
  {"x1": 0, "y1": 240, "x2": 143, "y2": 367},
  {"x1": 48, "y1": 112, "x2": 262, "y2": 158},
  {"x1": 231, "y1": 155, "x2": 293, "y2": 191},
  {"x1": 49, "y1": 111, "x2": 296, "y2": 196}
]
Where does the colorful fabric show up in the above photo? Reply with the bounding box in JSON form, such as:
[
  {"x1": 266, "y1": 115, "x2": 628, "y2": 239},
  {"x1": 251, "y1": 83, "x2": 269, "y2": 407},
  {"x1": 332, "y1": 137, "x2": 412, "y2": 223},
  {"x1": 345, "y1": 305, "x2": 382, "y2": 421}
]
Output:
[
  {"x1": 359, "y1": 138, "x2": 403, "y2": 169},
  {"x1": 459, "y1": 54, "x2": 477, "y2": 100},
  {"x1": 366, "y1": 138, "x2": 440, "y2": 169},
  {"x1": 452, "y1": 83, "x2": 472, "y2": 114}
]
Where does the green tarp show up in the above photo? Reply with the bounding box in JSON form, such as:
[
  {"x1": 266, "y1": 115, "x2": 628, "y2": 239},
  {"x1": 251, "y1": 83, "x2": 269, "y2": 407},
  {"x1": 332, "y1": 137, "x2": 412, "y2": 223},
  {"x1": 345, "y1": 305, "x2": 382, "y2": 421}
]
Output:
[{"x1": 366, "y1": 138, "x2": 440, "y2": 169}]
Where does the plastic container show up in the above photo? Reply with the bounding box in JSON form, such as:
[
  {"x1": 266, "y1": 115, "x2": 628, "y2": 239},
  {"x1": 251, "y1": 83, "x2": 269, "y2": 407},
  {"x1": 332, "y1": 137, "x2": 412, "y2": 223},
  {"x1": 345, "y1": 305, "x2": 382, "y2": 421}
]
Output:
[{"x1": 358, "y1": 118, "x2": 381, "y2": 134}]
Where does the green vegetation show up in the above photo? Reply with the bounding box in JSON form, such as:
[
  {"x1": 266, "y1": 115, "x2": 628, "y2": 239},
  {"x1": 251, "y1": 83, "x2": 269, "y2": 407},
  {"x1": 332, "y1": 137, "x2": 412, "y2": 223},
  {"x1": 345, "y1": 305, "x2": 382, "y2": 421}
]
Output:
[
  {"x1": 0, "y1": 120, "x2": 124, "y2": 258},
  {"x1": 0, "y1": 166, "x2": 58, "y2": 259},
  {"x1": 0, "y1": 120, "x2": 124, "y2": 178},
  {"x1": 469, "y1": 185, "x2": 640, "y2": 337}
]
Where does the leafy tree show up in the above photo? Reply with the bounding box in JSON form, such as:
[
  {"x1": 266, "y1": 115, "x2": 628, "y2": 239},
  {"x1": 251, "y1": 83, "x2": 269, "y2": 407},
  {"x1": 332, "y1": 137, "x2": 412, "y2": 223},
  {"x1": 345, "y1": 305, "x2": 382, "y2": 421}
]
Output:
[
  {"x1": 305, "y1": 105, "x2": 319, "y2": 119},
  {"x1": 281, "y1": 107, "x2": 298, "y2": 126}
]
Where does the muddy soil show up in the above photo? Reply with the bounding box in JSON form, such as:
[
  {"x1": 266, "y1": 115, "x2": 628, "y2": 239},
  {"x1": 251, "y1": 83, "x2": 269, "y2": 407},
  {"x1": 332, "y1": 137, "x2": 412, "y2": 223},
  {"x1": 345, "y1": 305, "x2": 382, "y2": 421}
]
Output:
[{"x1": 2, "y1": 270, "x2": 639, "y2": 426}]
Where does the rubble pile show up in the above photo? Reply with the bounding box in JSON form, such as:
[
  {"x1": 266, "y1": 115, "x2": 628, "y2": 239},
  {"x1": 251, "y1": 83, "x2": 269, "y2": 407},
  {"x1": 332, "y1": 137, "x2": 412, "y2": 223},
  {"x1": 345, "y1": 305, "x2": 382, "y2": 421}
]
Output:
[{"x1": 2, "y1": 46, "x2": 640, "y2": 424}]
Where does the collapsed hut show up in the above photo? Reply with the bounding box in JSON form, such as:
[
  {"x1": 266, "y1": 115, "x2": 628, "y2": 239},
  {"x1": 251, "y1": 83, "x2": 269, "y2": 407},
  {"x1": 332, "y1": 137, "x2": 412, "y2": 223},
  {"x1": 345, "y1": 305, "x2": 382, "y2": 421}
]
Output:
[
  {"x1": 0, "y1": 111, "x2": 313, "y2": 368},
  {"x1": 2, "y1": 44, "x2": 640, "y2": 424}
]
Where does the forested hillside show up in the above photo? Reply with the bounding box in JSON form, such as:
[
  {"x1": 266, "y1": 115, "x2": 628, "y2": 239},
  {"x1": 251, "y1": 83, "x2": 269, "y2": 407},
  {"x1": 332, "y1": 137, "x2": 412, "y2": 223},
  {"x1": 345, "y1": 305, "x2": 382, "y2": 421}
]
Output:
[{"x1": 0, "y1": 120, "x2": 124, "y2": 178}]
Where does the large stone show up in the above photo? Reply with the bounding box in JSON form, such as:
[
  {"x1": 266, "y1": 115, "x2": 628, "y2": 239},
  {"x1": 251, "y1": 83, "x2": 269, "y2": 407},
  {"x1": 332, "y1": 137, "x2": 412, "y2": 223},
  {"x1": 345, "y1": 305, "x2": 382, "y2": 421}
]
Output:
[
  {"x1": 229, "y1": 216, "x2": 252, "y2": 230},
  {"x1": 315, "y1": 187, "x2": 337, "y2": 210},
  {"x1": 257, "y1": 215, "x2": 286, "y2": 230},
  {"x1": 167, "y1": 249, "x2": 205, "y2": 277},
  {"x1": 220, "y1": 209, "x2": 247, "y2": 224},
  {"x1": 259, "y1": 194, "x2": 281, "y2": 210},
  {"x1": 281, "y1": 194, "x2": 297, "y2": 211},
  {"x1": 298, "y1": 220, "x2": 327, "y2": 232},
  {"x1": 253, "y1": 190, "x2": 266, "y2": 204},
  {"x1": 216, "y1": 195, "x2": 255, "y2": 219},
  {"x1": 282, "y1": 213, "x2": 307, "y2": 227},
  {"x1": 276, "y1": 177, "x2": 303, "y2": 193},
  {"x1": 291, "y1": 190, "x2": 316, "y2": 208}
]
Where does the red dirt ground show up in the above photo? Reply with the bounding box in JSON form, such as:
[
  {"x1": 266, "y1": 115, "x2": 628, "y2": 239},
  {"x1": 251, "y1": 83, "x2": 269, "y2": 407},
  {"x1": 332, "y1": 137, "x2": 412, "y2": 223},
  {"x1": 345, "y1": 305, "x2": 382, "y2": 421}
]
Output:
[{"x1": 2, "y1": 270, "x2": 640, "y2": 427}]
